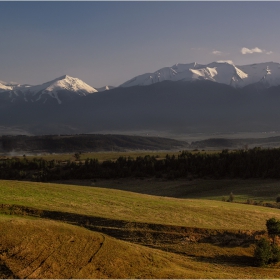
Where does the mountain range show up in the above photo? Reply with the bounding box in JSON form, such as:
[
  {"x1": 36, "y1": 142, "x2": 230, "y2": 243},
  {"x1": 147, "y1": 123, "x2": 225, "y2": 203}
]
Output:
[
  {"x1": 120, "y1": 61, "x2": 280, "y2": 88},
  {"x1": 1, "y1": 60, "x2": 280, "y2": 137},
  {"x1": 1, "y1": 61, "x2": 280, "y2": 105}
]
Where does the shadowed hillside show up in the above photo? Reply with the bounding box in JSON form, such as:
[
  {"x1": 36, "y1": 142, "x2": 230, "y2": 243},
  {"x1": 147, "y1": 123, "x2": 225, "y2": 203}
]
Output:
[{"x1": 0, "y1": 134, "x2": 188, "y2": 154}]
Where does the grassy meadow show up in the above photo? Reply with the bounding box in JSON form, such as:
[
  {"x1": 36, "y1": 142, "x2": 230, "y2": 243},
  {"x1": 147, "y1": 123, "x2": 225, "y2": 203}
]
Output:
[{"x1": 1, "y1": 179, "x2": 280, "y2": 231}]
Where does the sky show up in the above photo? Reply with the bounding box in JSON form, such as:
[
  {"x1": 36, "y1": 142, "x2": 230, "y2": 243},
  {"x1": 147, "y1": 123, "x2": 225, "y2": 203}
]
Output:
[{"x1": 1, "y1": 1, "x2": 280, "y2": 88}]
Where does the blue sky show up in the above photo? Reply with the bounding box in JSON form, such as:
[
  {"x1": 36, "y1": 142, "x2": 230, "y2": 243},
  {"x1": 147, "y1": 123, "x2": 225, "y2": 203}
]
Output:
[{"x1": 1, "y1": 1, "x2": 280, "y2": 87}]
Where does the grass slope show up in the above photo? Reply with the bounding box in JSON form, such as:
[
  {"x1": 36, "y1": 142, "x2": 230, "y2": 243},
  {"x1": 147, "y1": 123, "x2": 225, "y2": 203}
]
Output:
[
  {"x1": 1, "y1": 215, "x2": 280, "y2": 279},
  {"x1": 1, "y1": 180, "x2": 280, "y2": 230}
]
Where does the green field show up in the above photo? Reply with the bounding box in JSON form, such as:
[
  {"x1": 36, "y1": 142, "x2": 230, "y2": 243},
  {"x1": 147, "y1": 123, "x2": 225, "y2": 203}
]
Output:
[{"x1": 1, "y1": 179, "x2": 280, "y2": 230}]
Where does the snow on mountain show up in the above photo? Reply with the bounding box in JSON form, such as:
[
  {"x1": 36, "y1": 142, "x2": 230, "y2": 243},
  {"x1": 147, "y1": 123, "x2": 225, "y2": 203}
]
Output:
[
  {"x1": 0, "y1": 82, "x2": 13, "y2": 92},
  {"x1": 120, "y1": 61, "x2": 280, "y2": 88},
  {"x1": 1, "y1": 75, "x2": 98, "y2": 104},
  {"x1": 2, "y1": 61, "x2": 280, "y2": 105},
  {"x1": 120, "y1": 63, "x2": 201, "y2": 87},
  {"x1": 237, "y1": 62, "x2": 280, "y2": 87},
  {"x1": 96, "y1": 85, "x2": 115, "y2": 92}
]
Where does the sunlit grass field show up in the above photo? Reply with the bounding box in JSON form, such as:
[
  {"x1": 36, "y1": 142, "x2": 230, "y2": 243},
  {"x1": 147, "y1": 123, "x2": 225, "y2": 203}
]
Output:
[
  {"x1": 2, "y1": 214, "x2": 280, "y2": 279},
  {"x1": 1, "y1": 179, "x2": 280, "y2": 231},
  {"x1": 2, "y1": 178, "x2": 280, "y2": 278}
]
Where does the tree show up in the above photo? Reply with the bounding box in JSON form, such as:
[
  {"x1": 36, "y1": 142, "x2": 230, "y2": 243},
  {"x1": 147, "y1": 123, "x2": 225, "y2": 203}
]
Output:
[
  {"x1": 266, "y1": 218, "x2": 280, "y2": 244},
  {"x1": 74, "y1": 152, "x2": 81, "y2": 161},
  {"x1": 254, "y1": 218, "x2": 280, "y2": 267}
]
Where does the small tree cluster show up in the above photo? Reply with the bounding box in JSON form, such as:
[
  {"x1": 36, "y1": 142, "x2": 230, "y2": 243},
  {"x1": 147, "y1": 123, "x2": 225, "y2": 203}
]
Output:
[
  {"x1": 254, "y1": 218, "x2": 280, "y2": 266},
  {"x1": 254, "y1": 238, "x2": 280, "y2": 266}
]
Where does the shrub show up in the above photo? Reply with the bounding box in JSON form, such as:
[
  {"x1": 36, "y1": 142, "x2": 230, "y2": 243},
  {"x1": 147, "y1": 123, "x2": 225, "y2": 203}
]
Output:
[
  {"x1": 276, "y1": 196, "x2": 280, "y2": 203},
  {"x1": 254, "y1": 238, "x2": 273, "y2": 266},
  {"x1": 271, "y1": 244, "x2": 280, "y2": 263}
]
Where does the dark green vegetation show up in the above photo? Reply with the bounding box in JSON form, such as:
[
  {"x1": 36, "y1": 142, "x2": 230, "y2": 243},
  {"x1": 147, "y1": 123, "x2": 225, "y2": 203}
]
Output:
[
  {"x1": 254, "y1": 218, "x2": 280, "y2": 266},
  {"x1": 266, "y1": 218, "x2": 280, "y2": 244},
  {"x1": 2, "y1": 148, "x2": 280, "y2": 183}
]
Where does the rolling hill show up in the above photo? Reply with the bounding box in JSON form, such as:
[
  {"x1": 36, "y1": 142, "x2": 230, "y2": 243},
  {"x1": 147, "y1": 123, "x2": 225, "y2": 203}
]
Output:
[{"x1": 1, "y1": 180, "x2": 280, "y2": 278}]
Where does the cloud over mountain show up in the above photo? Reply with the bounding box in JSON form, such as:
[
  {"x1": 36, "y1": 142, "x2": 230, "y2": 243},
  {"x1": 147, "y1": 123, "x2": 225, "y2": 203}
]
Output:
[{"x1": 241, "y1": 47, "x2": 263, "y2": 54}]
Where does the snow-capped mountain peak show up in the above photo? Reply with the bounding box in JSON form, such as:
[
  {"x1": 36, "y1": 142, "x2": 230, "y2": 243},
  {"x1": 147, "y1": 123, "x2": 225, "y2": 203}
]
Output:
[
  {"x1": 0, "y1": 75, "x2": 98, "y2": 104},
  {"x1": 42, "y1": 75, "x2": 98, "y2": 95},
  {"x1": 120, "y1": 61, "x2": 280, "y2": 88}
]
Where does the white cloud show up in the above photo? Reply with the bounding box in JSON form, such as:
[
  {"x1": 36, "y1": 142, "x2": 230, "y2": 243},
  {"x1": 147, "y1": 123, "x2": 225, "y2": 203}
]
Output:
[
  {"x1": 212, "y1": 50, "x2": 222, "y2": 55},
  {"x1": 266, "y1": 51, "x2": 273, "y2": 55},
  {"x1": 241, "y1": 47, "x2": 263, "y2": 54}
]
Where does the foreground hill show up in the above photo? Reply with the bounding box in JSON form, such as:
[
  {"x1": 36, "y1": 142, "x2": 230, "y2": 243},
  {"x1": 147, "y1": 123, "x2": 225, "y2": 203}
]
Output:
[
  {"x1": 0, "y1": 216, "x2": 207, "y2": 279},
  {"x1": 1, "y1": 180, "x2": 280, "y2": 278},
  {"x1": 2, "y1": 215, "x2": 280, "y2": 279}
]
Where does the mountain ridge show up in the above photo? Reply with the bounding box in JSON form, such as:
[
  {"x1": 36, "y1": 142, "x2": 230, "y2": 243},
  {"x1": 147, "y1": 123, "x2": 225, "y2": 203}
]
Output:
[
  {"x1": 1, "y1": 61, "x2": 280, "y2": 136},
  {"x1": 0, "y1": 75, "x2": 98, "y2": 104},
  {"x1": 1, "y1": 61, "x2": 280, "y2": 105},
  {"x1": 1, "y1": 79, "x2": 280, "y2": 136},
  {"x1": 120, "y1": 61, "x2": 280, "y2": 88}
]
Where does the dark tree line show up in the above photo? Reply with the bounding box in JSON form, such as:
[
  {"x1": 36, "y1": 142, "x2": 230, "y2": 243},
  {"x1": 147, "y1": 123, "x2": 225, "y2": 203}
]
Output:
[{"x1": 1, "y1": 147, "x2": 280, "y2": 182}]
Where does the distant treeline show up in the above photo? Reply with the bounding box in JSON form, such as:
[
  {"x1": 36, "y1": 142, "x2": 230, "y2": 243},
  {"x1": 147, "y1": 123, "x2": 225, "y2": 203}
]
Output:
[{"x1": 1, "y1": 148, "x2": 280, "y2": 181}]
